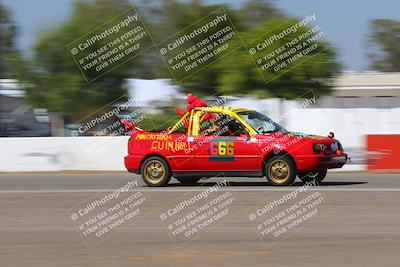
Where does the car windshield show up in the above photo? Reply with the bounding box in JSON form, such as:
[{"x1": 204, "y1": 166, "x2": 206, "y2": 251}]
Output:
[{"x1": 238, "y1": 111, "x2": 287, "y2": 134}]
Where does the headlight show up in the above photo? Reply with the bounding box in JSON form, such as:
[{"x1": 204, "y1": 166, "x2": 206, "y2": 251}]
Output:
[
  {"x1": 330, "y1": 142, "x2": 339, "y2": 152},
  {"x1": 313, "y1": 143, "x2": 327, "y2": 153}
]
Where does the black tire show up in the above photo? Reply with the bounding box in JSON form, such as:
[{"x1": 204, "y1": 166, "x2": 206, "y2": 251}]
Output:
[
  {"x1": 140, "y1": 156, "x2": 171, "y2": 187},
  {"x1": 298, "y1": 169, "x2": 327, "y2": 184},
  {"x1": 265, "y1": 155, "x2": 296, "y2": 186},
  {"x1": 176, "y1": 177, "x2": 201, "y2": 185}
]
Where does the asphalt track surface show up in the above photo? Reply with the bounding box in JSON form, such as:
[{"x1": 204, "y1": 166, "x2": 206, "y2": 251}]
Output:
[{"x1": 0, "y1": 172, "x2": 399, "y2": 267}]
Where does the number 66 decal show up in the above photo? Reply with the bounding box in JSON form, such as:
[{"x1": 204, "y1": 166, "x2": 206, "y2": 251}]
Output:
[{"x1": 209, "y1": 138, "x2": 235, "y2": 161}]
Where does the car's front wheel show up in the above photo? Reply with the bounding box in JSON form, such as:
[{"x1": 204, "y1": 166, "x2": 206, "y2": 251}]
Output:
[
  {"x1": 141, "y1": 156, "x2": 171, "y2": 187},
  {"x1": 265, "y1": 155, "x2": 296, "y2": 186},
  {"x1": 298, "y1": 169, "x2": 327, "y2": 184}
]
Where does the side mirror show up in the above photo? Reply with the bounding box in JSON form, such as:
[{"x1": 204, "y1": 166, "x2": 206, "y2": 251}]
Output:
[{"x1": 244, "y1": 131, "x2": 251, "y2": 141}]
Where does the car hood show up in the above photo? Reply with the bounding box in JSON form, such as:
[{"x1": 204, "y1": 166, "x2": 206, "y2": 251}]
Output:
[
  {"x1": 285, "y1": 132, "x2": 330, "y2": 141},
  {"x1": 254, "y1": 131, "x2": 339, "y2": 153},
  {"x1": 256, "y1": 131, "x2": 330, "y2": 141}
]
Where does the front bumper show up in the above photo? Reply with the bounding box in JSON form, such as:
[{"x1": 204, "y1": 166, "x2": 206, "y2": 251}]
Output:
[
  {"x1": 296, "y1": 153, "x2": 348, "y2": 171},
  {"x1": 318, "y1": 153, "x2": 348, "y2": 168}
]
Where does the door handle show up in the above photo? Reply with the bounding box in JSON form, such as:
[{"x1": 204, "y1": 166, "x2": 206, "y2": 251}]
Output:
[{"x1": 195, "y1": 141, "x2": 207, "y2": 146}]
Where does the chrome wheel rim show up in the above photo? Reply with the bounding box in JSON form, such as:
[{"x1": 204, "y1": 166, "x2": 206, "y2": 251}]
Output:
[
  {"x1": 268, "y1": 159, "x2": 290, "y2": 184},
  {"x1": 144, "y1": 160, "x2": 165, "y2": 184}
]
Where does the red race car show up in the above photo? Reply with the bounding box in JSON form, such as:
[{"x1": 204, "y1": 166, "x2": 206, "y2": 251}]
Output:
[{"x1": 124, "y1": 106, "x2": 348, "y2": 186}]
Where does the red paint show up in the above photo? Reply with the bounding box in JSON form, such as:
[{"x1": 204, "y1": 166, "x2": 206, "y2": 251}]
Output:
[
  {"x1": 124, "y1": 131, "x2": 348, "y2": 175},
  {"x1": 367, "y1": 135, "x2": 400, "y2": 170}
]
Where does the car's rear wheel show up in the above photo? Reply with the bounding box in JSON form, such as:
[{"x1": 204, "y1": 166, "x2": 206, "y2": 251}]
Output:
[
  {"x1": 176, "y1": 177, "x2": 201, "y2": 185},
  {"x1": 298, "y1": 169, "x2": 327, "y2": 184},
  {"x1": 141, "y1": 156, "x2": 171, "y2": 187},
  {"x1": 265, "y1": 155, "x2": 296, "y2": 186}
]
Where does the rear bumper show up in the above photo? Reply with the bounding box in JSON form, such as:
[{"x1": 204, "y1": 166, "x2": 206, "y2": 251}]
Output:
[
  {"x1": 124, "y1": 155, "x2": 141, "y2": 174},
  {"x1": 296, "y1": 153, "x2": 348, "y2": 171}
]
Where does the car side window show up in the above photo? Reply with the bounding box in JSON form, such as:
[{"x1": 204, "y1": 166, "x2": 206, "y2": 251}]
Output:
[
  {"x1": 220, "y1": 115, "x2": 247, "y2": 136},
  {"x1": 199, "y1": 113, "x2": 218, "y2": 136},
  {"x1": 200, "y1": 113, "x2": 247, "y2": 137}
]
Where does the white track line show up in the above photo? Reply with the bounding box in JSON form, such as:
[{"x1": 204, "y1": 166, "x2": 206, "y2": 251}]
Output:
[{"x1": 1, "y1": 188, "x2": 400, "y2": 193}]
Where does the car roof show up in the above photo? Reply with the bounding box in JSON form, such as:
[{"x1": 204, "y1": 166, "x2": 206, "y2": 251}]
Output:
[{"x1": 193, "y1": 106, "x2": 251, "y2": 114}]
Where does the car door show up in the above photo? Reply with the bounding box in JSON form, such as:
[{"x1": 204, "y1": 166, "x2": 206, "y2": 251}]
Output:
[
  {"x1": 194, "y1": 113, "x2": 260, "y2": 172},
  {"x1": 151, "y1": 111, "x2": 197, "y2": 172},
  {"x1": 162, "y1": 133, "x2": 197, "y2": 171}
]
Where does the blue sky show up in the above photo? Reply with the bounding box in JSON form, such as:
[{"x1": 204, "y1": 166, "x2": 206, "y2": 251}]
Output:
[{"x1": 3, "y1": 0, "x2": 400, "y2": 71}]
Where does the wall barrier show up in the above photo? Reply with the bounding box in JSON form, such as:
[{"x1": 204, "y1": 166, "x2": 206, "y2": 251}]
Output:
[
  {"x1": 367, "y1": 135, "x2": 400, "y2": 170},
  {"x1": 0, "y1": 135, "x2": 369, "y2": 172},
  {"x1": 0, "y1": 137, "x2": 128, "y2": 172}
]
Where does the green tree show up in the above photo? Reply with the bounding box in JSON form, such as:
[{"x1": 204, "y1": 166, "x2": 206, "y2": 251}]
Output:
[
  {"x1": 20, "y1": 0, "x2": 150, "y2": 118},
  {"x1": 147, "y1": 1, "x2": 338, "y2": 98},
  {"x1": 368, "y1": 19, "x2": 400, "y2": 72},
  {"x1": 0, "y1": 3, "x2": 18, "y2": 78},
  {"x1": 146, "y1": 0, "x2": 282, "y2": 96},
  {"x1": 142, "y1": 0, "x2": 235, "y2": 89},
  {"x1": 239, "y1": 0, "x2": 284, "y2": 30},
  {"x1": 18, "y1": 0, "x2": 341, "y2": 119},
  {"x1": 213, "y1": 18, "x2": 340, "y2": 98}
]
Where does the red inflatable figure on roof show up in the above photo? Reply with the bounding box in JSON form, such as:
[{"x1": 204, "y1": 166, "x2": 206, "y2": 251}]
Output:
[
  {"x1": 175, "y1": 93, "x2": 207, "y2": 116},
  {"x1": 175, "y1": 93, "x2": 213, "y2": 129}
]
